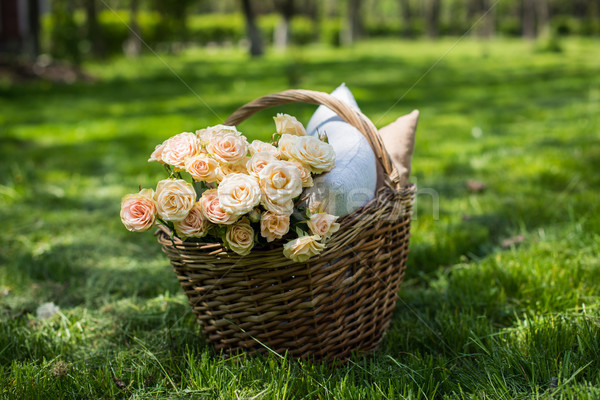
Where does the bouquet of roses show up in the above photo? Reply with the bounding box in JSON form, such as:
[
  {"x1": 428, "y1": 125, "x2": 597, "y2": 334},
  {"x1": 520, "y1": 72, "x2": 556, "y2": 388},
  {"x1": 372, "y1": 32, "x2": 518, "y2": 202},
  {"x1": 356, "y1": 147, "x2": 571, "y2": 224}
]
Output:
[{"x1": 119, "y1": 114, "x2": 341, "y2": 262}]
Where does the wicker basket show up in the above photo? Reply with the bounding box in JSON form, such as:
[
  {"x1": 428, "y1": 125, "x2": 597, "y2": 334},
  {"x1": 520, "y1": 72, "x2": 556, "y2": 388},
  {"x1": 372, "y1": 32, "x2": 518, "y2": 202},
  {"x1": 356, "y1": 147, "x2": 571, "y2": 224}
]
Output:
[{"x1": 156, "y1": 89, "x2": 416, "y2": 361}]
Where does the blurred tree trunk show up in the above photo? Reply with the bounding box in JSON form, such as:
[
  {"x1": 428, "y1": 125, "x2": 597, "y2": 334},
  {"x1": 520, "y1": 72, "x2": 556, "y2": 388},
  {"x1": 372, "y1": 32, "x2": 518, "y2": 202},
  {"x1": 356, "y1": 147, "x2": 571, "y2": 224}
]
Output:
[
  {"x1": 342, "y1": 0, "x2": 363, "y2": 45},
  {"x1": 241, "y1": 0, "x2": 264, "y2": 57},
  {"x1": 481, "y1": 0, "x2": 495, "y2": 38},
  {"x1": 274, "y1": 0, "x2": 294, "y2": 50},
  {"x1": 84, "y1": 0, "x2": 104, "y2": 57},
  {"x1": 522, "y1": 0, "x2": 536, "y2": 38},
  {"x1": 398, "y1": 0, "x2": 413, "y2": 37},
  {"x1": 425, "y1": 0, "x2": 441, "y2": 38},
  {"x1": 27, "y1": 0, "x2": 41, "y2": 58},
  {"x1": 535, "y1": 0, "x2": 549, "y2": 37},
  {"x1": 124, "y1": 0, "x2": 142, "y2": 57}
]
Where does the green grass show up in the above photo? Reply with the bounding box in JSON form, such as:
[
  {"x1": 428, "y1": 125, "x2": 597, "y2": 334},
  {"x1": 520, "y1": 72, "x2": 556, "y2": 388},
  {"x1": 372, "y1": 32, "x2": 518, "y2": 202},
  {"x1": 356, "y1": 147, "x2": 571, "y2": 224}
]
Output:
[{"x1": 1, "y1": 37, "x2": 600, "y2": 398}]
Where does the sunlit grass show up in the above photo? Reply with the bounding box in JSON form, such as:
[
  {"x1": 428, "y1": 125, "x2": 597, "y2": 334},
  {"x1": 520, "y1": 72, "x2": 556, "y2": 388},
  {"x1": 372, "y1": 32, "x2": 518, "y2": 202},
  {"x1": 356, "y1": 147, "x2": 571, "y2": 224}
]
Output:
[{"x1": 1, "y1": 37, "x2": 600, "y2": 398}]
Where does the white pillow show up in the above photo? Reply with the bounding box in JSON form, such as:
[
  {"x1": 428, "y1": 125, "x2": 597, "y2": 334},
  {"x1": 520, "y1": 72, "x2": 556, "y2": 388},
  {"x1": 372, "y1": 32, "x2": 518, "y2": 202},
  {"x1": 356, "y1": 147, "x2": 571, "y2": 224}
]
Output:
[{"x1": 302, "y1": 84, "x2": 378, "y2": 217}]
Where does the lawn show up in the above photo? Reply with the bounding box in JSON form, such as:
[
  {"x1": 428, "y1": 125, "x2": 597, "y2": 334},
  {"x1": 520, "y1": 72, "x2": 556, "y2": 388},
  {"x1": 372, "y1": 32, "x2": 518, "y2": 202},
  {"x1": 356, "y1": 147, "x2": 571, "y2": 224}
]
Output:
[{"x1": 1, "y1": 37, "x2": 600, "y2": 398}]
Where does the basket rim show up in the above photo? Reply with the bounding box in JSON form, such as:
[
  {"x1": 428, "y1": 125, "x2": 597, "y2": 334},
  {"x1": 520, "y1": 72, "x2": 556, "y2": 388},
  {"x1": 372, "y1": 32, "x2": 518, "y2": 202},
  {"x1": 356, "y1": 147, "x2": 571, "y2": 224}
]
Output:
[{"x1": 224, "y1": 89, "x2": 400, "y2": 183}]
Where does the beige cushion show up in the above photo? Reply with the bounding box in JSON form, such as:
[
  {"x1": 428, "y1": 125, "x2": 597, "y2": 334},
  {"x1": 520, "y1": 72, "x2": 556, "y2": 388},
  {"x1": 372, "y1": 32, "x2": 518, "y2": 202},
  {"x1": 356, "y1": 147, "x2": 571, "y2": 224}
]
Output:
[{"x1": 378, "y1": 110, "x2": 420, "y2": 187}]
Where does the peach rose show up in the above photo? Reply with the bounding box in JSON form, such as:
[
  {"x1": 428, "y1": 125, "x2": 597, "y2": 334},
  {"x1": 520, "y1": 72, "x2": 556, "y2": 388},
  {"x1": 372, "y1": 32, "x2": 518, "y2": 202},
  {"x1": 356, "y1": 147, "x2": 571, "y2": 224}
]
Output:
[
  {"x1": 283, "y1": 235, "x2": 325, "y2": 262},
  {"x1": 206, "y1": 130, "x2": 248, "y2": 165},
  {"x1": 148, "y1": 140, "x2": 167, "y2": 164},
  {"x1": 288, "y1": 135, "x2": 335, "y2": 174},
  {"x1": 161, "y1": 132, "x2": 201, "y2": 171},
  {"x1": 173, "y1": 202, "x2": 211, "y2": 239},
  {"x1": 224, "y1": 218, "x2": 254, "y2": 256},
  {"x1": 199, "y1": 189, "x2": 239, "y2": 225},
  {"x1": 289, "y1": 159, "x2": 313, "y2": 188},
  {"x1": 307, "y1": 212, "x2": 340, "y2": 240},
  {"x1": 249, "y1": 140, "x2": 280, "y2": 158},
  {"x1": 274, "y1": 113, "x2": 306, "y2": 136},
  {"x1": 185, "y1": 153, "x2": 219, "y2": 183},
  {"x1": 120, "y1": 189, "x2": 157, "y2": 232},
  {"x1": 154, "y1": 179, "x2": 196, "y2": 222},
  {"x1": 258, "y1": 160, "x2": 302, "y2": 215},
  {"x1": 246, "y1": 151, "x2": 277, "y2": 178},
  {"x1": 196, "y1": 124, "x2": 239, "y2": 146},
  {"x1": 260, "y1": 212, "x2": 290, "y2": 242},
  {"x1": 217, "y1": 173, "x2": 261, "y2": 216}
]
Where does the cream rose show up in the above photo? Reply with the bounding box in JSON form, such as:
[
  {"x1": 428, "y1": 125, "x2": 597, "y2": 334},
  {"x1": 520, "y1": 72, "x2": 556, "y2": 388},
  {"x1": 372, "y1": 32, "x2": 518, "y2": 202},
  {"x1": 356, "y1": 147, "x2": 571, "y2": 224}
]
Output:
[
  {"x1": 155, "y1": 179, "x2": 196, "y2": 221},
  {"x1": 217, "y1": 173, "x2": 261, "y2": 216},
  {"x1": 196, "y1": 124, "x2": 239, "y2": 145},
  {"x1": 206, "y1": 130, "x2": 248, "y2": 165},
  {"x1": 161, "y1": 132, "x2": 201, "y2": 171},
  {"x1": 199, "y1": 189, "x2": 239, "y2": 225},
  {"x1": 258, "y1": 160, "x2": 302, "y2": 215},
  {"x1": 283, "y1": 235, "x2": 325, "y2": 262},
  {"x1": 289, "y1": 159, "x2": 313, "y2": 188},
  {"x1": 246, "y1": 151, "x2": 277, "y2": 178},
  {"x1": 185, "y1": 153, "x2": 219, "y2": 183},
  {"x1": 224, "y1": 218, "x2": 254, "y2": 256},
  {"x1": 173, "y1": 202, "x2": 211, "y2": 239},
  {"x1": 288, "y1": 135, "x2": 335, "y2": 174},
  {"x1": 307, "y1": 212, "x2": 340, "y2": 240},
  {"x1": 120, "y1": 189, "x2": 157, "y2": 232},
  {"x1": 277, "y1": 134, "x2": 299, "y2": 160},
  {"x1": 274, "y1": 113, "x2": 307, "y2": 136},
  {"x1": 260, "y1": 212, "x2": 290, "y2": 242},
  {"x1": 249, "y1": 140, "x2": 280, "y2": 158}
]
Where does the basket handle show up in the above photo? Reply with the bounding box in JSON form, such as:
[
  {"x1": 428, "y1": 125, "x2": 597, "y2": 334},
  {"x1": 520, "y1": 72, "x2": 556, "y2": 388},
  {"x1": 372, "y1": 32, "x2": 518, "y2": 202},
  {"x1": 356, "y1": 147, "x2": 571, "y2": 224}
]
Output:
[{"x1": 224, "y1": 89, "x2": 396, "y2": 178}]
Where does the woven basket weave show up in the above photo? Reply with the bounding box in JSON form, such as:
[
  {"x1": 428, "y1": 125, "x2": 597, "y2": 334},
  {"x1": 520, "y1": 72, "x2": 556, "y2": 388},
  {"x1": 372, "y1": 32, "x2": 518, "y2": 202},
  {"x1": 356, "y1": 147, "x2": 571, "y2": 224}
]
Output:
[{"x1": 156, "y1": 89, "x2": 416, "y2": 361}]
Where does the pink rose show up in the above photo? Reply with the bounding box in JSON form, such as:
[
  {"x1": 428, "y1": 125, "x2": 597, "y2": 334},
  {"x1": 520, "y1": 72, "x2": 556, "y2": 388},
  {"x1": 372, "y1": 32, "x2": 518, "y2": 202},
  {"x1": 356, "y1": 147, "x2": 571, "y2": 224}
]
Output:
[
  {"x1": 185, "y1": 153, "x2": 219, "y2": 183},
  {"x1": 224, "y1": 218, "x2": 254, "y2": 256},
  {"x1": 173, "y1": 202, "x2": 211, "y2": 239},
  {"x1": 161, "y1": 132, "x2": 201, "y2": 171},
  {"x1": 260, "y1": 212, "x2": 290, "y2": 242},
  {"x1": 206, "y1": 130, "x2": 248, "y2": 165},
  {"x1": 120, "y1": 189, "x2": 157, "y2": 232},
  {"x1": 199, "y1": 189, "x2": 239, "y2": 225},
  {"x1": 148, "y1": 140, "x2": 167, "y2": 164},
  {"x1": 246, "y1": 151, "x2": 277, "y2": 178},
  {"x1": 155, "y1": 179, "x2": 196, "y2": 222}
]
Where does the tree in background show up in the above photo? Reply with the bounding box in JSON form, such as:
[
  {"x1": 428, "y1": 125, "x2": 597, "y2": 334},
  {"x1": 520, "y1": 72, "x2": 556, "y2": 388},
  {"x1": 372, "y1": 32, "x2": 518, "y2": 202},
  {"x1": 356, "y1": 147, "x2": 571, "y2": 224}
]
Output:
[
  {"x1": 341, "y1": 0, "x2": 364, "y2": 45},
  {"x1": 84, "y1": 0, "x2": 105, "y2": 57},
  {"x1": 274, "y1": 0, "x2": 295, "y2": 50},
  {"x1": 49, "y1": 0, "x2": 81, "y2": 63},
  {"x1": 241, "y1": 0, "x2": 264, "y2": 57},
  {"x1": 425, "y1": 0, "x2": 441, "y2": 38},
  {"x1": 398, "y1": 0, "x2": 414, "y2": 37},
  {"x1": 123, "y1": 0, "x2": 142, "y2": 57}
]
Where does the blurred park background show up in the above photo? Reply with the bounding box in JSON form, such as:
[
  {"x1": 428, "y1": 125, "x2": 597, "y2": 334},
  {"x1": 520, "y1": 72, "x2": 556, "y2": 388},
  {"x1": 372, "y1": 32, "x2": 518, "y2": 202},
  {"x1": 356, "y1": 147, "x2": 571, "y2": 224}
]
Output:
[
  {"x1": 2, "y1": 0, "x2": 600, "y2": 398},
  {"x1": 1, "y1": 0, "x2": 600, "y2": 67}
]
